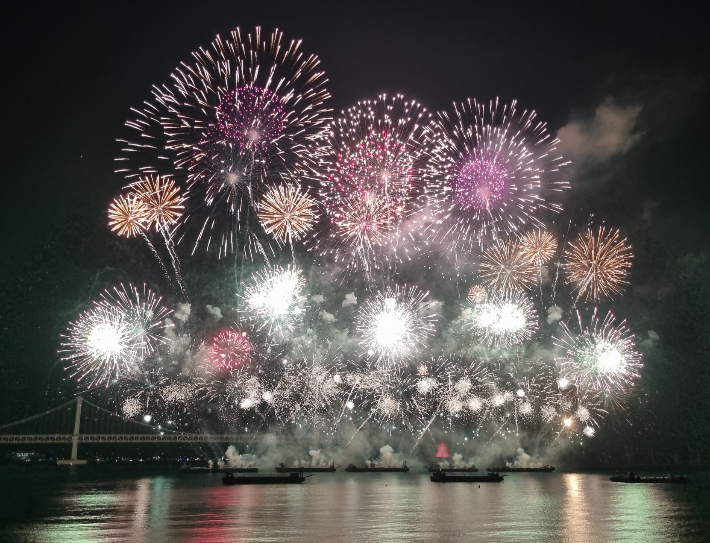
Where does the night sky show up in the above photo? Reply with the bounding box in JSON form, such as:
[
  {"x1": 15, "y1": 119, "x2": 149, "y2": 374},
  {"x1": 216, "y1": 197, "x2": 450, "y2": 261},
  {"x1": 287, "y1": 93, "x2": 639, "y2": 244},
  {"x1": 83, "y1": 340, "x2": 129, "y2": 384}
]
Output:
[{"x1": 1, "y1": 1, "x2": 709, "y2": 468}]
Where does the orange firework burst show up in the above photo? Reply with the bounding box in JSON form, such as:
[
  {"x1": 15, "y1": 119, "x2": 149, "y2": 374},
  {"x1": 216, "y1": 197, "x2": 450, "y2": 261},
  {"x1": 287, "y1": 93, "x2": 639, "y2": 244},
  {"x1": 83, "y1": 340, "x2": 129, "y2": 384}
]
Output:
[
  {"x1": 130, "y1": 175, "x2": 185, "y2": 229},
  {"x1": 520, "y1": 229, "x2": 557, "y2": 265},
  {"x1": 564, "y1": 227, "x2": 633, "y2": 301},
  {"x1": 108, "y1": 195, "x2": 148, "y2": 238},
  {"x1": 479, "y1": 239, "x2": 538, "y2": 293},
  {"x1": 257, "y1": 184, "x2": 318, "y2": 244}
]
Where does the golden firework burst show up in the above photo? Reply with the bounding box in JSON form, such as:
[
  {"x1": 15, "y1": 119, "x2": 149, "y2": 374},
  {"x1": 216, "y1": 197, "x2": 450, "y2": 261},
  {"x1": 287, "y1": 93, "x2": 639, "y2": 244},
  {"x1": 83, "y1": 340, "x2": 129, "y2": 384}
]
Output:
[
  {"x1": 257, "y1": 184, "x2": 318, "y2": 244},
  {"x1": 564, "y1": 227, "x2": 633, "y2": 301},
  {"x1": 519, "y1": 229, "x2": 557, "y2": 266},
  {"x1": 130, "y1": 175, "x2": 185, "y2": 229},
  {"x1": 479, "y1": 239, "x2": 538, "y2": 293},
  {"x1": 108, "y1": 195, "x2": 148, "y2": 238}
]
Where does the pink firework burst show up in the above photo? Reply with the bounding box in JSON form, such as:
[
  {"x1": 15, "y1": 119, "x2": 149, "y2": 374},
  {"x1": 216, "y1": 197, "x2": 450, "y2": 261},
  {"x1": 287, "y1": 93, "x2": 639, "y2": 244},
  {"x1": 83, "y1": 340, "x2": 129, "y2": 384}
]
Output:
[
  {"x1": 216, "y1": 86, "x2": 286, "y2": 153},
  {"x1": 211, "y1": 330, "x2": 252, "y2": 370},
  {"x1": 333, "y1": 131, "x2": 414, "y2": 215},
  {"x1": 453, "y1": 148, "x2": 507, "y2": 210}
]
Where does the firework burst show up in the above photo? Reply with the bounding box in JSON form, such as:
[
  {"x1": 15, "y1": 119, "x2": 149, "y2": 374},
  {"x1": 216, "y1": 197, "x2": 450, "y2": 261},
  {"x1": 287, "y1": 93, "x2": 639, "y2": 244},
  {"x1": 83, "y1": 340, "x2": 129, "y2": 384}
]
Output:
[
  {"x1": 519, "y1": 229, "x2": 557, "y2": 266},
  {"x1": 554, "y1": 309, "x2": 642, "y2": 401},
  {"x1": 129, "y1": 175, "x2": 185, "y2": 230},
  {"x1": 108, "y1": 195, "x2": 148, "y2": 238},
  {"x1": 117, "y1": 27, "x2": 330, "y2": 257},
  {"x1": 356, "y1": 285, "x2": 438, "y2": 366},
  {"x1": 466, "y1": 285, "x2": 487, "y2": 303},
  {"x1": 467, "y1": 290, "x2": 538, "y2": 348},
  {"x1": 257, "y1": 184, "x2": 318, "y2": 246},
  {"x1": 241, "y1": 265, "x2": 306, "y2": 336},
  {"x1": 60, "y1": 284, "x2": 172, "y2": 387},
  {"x1": 314, "y1": 95, "x2": 437, "y2": 272},
  {"x1": 564, "y1": 226, "x2": 633, "y2": 301},
  {"x1": 210, "y1": 329, "x2": 252, "y2": 370},
  {"x1": 488, "y1": 356, "x2": 558, "y2": 428},
  {"x1": 276, "y1": 357, "x2": 345, "y2": 428},
  {"x1": 479, "y1": 239, "x2": 538, "y2": 293},
  {"x1": 426, "y1": 98, "x2": 569, "y2": 249}
]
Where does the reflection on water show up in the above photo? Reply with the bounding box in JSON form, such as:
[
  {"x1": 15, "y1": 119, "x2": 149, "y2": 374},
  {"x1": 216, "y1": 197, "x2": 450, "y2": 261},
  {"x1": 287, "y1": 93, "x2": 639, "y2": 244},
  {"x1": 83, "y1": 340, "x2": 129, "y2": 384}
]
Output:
[{"x1": 0, "y1": 472, "x2": 706, "y2": 542}]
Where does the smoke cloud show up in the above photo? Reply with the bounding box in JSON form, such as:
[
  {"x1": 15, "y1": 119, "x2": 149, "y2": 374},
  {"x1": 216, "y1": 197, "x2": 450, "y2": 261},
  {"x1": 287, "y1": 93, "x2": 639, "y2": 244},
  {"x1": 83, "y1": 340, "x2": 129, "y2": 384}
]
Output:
[
  {"x1": 205, "y1": 305, "x2": 223, "y2": 321},
  {"x1": 557, "y1": 98, "x2": 642, "y2": 169},
  {"x1": 173, "y1": 303, "x2": 191, "y2": 323}
]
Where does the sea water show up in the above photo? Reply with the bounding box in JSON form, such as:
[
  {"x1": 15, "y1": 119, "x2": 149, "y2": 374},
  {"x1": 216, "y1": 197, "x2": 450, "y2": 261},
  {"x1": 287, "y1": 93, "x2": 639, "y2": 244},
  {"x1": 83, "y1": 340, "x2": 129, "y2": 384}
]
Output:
[{"x1": 0, "y1": 469, "x2": 707, "y2": 542}]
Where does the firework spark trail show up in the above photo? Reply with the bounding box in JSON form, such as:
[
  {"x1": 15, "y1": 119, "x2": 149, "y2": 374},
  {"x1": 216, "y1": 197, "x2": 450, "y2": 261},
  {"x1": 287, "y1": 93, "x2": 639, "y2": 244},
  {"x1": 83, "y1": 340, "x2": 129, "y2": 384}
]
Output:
[
  {"x1": 129, "y1": 175, "x2": 188, "y2": 296},
  {"x1": 564, "y1": 226, "x2": 633, "y2": 302},
  {"x1": 426, "y1": 98, "x2": 570, "y2": 252},
  {"x1": 108, "y1": 193, "x2": 177, "y2": 287},
  {"x1": 140, "y1": 230, "x2": 174, "y2": 286}
]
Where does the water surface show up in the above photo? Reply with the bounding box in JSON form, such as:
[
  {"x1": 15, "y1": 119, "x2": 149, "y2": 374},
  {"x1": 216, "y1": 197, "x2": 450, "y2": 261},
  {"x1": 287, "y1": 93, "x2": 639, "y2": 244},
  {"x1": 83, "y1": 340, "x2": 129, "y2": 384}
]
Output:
[{"x1": 1, "y1": 470, "x2": 707, "y2": 542}]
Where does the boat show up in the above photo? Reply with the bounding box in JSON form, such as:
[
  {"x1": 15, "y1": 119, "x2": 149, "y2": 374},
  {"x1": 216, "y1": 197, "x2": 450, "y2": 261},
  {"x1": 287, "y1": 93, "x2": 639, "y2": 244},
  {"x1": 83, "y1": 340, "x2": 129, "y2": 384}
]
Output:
[
  {"x1": 424, "y1": 463, "x2": 478, "y2": 472},
  {"x1": 181, "y1": 463, "x2": 258, "y2": 473},
  {"x1": 222, "y1": 472, "x2": 306, "y2": 485},
  {"x1": 430, "y1": 470, "x2": 504, "y2": 483},
  {"x1": 610, "y1": 472, "x2": 688, "y2": 484},
  {"x1": 345, "y1": 461, "x2": 409, "y2": 472},
  {"x1": 486, "y1": 465, "x2": 555, "y2": 472},
  {"x1": 275, "y1": 461, "x2": 337, "y2": 472}
]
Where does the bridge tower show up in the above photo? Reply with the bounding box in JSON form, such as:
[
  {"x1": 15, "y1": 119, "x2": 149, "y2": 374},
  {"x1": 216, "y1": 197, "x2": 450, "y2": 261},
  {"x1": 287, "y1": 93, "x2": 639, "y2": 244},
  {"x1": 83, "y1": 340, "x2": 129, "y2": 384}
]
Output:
[{"x1": 57, "y1": 396, "x2": 87, "y2": 465}]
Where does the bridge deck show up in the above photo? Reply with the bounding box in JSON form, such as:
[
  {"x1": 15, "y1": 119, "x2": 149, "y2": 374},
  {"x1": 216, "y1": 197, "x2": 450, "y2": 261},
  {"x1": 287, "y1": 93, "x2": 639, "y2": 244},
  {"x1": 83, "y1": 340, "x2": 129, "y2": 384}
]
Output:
[{"x1": 0, "y1": 434, "x2": 281, "y2": 444}]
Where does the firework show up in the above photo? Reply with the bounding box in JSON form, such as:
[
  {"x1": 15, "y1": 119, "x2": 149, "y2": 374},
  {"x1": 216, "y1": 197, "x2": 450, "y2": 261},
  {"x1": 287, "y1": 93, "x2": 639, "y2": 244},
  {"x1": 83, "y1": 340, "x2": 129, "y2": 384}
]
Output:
[
  {"x1": 356, "y1": 285, "x2": 438, "y2": 365},
  {"x1": 210, "y1": 329, "x2": 252, "y2": 370},
  {"x1": 564, "y1": 226, "x2": 633, "y2": 301},
  {"x1": 467, "y1": 290, "x2": 538, "y2": 348},
  {"x1": 118, "y1": 27, "x2": 330, "y2": 256},
  {"x1": 479, "y1": 239, "x2": 538, "y2": 293},
  {"x1": 519, "y1": 229, "x2": 557, "y2": 266},
  {"x1": 348, "y1": 367, "x2": 415, "y2": 430},
  {"x1": 60, "y1": 284, "x2": 172, "y2": 387},
  {"x1": 129, "y1": 175, "x2": 185, "y2": 230},
  {"x1": 489, "y1": 356, "x2": 558, "y2": 427},
  {"x1": 276, "y1": 357, "x2": 345, "y2": 428},
  {"x1": 466, "y1": 285, "x2": 487, "y2": 303},
  {"x1": 242, "y1": 265, "x2": 306, "y2": 336},
  {"x1": 257, "y1": 184, "x2": 318, "y2": 245},
  {"x1": 108, "y1": 195, "x2": 147, "y2": 237},
  {"x1": 314, "y1": 95, "x2": 437, "y2": 271},
  {"x1": 411, "y1": 357, "x2": 491, "y2": 422},
  {"x1": 426, "y1": 98, "x2": 569, "y2": 248},
  {"x1": 202, "y1": 367, "x2": 269, "y2": 422},
  {"x1": 554, "y1": 309, "x2": 642, "y2": 400}
]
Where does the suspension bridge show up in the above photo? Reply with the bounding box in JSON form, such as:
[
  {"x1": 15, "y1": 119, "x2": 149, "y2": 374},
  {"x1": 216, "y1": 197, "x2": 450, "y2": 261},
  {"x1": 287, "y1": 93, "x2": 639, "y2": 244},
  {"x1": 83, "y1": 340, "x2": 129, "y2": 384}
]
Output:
[{"x1": 0, "y1": 397, "x2": 281, "y2": 464}]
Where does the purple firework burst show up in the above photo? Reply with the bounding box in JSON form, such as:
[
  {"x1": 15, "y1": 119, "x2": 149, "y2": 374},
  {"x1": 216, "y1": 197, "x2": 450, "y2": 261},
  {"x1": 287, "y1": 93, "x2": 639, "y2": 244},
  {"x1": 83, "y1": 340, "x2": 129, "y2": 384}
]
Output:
[{"x1": 453, "y1": 148, "x2": 507, "y2": 209}]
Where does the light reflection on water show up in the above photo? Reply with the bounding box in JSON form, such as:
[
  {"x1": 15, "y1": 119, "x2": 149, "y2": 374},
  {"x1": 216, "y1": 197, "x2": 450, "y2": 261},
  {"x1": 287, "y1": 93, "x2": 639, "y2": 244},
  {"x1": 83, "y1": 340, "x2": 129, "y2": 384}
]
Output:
[{"x1": 1, "y1": 472, "x2": 705, "y2": 542}]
